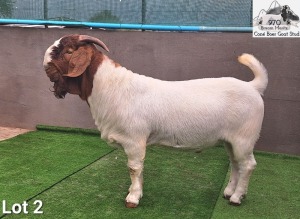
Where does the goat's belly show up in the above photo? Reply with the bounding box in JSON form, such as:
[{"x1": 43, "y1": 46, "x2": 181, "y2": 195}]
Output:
[
  {"x1": 148, "y1": 138, "x2": 218, "y2": 150},
  {"x1": 146, "y1": 128, "x2": 220, "y2": 149}
]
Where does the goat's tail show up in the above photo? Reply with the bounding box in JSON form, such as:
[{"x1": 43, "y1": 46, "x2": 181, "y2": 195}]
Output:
[{"x1": 238, "y1": 53, "x2": 268, "y2": 95}]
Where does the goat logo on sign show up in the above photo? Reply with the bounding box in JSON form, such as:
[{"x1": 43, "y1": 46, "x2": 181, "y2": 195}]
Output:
[{"x1": 253, "y1": 0, "x2": 300, "y2": 37}]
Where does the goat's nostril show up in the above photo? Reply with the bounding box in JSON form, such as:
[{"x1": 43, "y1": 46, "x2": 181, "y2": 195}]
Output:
[{"x1": 54, "y1": 92, "x2": 66, "y2": 99}]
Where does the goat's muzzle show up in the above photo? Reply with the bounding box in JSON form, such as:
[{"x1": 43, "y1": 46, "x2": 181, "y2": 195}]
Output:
[
  {"x1": 44, "y1": 63, "x2": 68, "y2": 99},
  {"x1": 52, "y1": 79, "x2": 68, "y2": 99}
]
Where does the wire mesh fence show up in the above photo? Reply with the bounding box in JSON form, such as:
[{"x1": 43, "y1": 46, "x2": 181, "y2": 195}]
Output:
[{"x1": 0, "y1": 0, "x2": 252, "y2": 27}]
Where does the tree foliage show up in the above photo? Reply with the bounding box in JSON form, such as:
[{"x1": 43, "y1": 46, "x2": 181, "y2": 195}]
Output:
[{"x1": 89, "y1": 10, "x2": 120, "y2": 23}]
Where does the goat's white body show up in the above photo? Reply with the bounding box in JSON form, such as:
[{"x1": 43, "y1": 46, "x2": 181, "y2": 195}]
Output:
[
  {"x1": 89, "y1": 56, "x2": 263, "y2": 154},
  {"x1": 87, "y1": 54, "x2": 267, "y2": 206}
]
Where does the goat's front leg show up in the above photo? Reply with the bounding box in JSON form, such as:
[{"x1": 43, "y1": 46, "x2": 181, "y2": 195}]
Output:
[{"x1": 124, "y1": 143, "x2": 146, "y2": 208}]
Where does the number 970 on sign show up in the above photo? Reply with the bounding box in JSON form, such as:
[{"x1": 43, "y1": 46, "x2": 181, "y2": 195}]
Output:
[{"x1": 268, "y1": 19, "x2": 281, "y2": 25}]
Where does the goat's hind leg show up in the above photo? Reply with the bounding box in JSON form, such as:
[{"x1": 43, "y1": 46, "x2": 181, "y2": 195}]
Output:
[
  {"x1": 229, "y1": 143, "x2": 257, "y2": 205},
  {"x1": 223, "y1": 143, "x2": 239, "y2": 200}
]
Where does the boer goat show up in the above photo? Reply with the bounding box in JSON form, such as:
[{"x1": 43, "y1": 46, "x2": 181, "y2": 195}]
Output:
[{"x1": 43, "y1": 34, "x2": 268, "y2": 207}]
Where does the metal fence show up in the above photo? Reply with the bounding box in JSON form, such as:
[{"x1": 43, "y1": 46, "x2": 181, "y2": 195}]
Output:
[{"x1": 0, "y1": 0, "x2": 252, "y2": 27}]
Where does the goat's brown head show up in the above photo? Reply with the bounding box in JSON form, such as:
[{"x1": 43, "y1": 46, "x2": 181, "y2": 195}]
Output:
[{"x1": 43, "y1": 34, "x2": 109, "y2": 100}]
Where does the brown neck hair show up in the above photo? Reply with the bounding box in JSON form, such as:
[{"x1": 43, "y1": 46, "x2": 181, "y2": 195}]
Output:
[{"x1": 60, "y1": 45, "x2": 105, "y2": 101}]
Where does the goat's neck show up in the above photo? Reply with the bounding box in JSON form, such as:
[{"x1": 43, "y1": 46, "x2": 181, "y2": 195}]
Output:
[{"x1": 87, "y1": 56, "x2": 137, "y2": 131}]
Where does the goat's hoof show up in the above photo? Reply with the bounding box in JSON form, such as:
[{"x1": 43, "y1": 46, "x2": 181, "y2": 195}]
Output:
[
  {"x1": 229, "y1": 201, "x2": 241, "y2": 206},
  {"x1": 229, "y1": 195, "x2": 245, "y2": 206},
  {"x1": 125, "y1": 201, "x2": 138, "y2": 208},
  {"x1": 223, "y1": 194, "x2": 231, "y2": 200}
]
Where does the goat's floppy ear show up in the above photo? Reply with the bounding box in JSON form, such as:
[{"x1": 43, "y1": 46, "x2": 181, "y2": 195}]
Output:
[{"x1": 65, "y1": 46, "x2": 92, "y2": 77}]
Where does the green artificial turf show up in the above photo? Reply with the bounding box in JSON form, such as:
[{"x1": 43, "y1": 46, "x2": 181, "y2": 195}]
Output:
[
  {"x1": 1, "y1": 125, "x2": 299, "y2": 219},
  {"x1": 1, "y1": 128, "x2": 229, "y2": 218},
  {"x1": 0, "y1": 126, "x2": 113, "y2": 215},
  {"x1": 0, "y1": 126, "x2": 228, "y2": 218},
  {"x1": 211, "y1": 152, "x2": 300, "y2": 219}
]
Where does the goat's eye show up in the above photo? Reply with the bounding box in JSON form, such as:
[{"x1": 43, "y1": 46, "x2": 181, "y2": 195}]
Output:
[{"x1": 66, "y1": 49, "x2": 73, "y2": 54}]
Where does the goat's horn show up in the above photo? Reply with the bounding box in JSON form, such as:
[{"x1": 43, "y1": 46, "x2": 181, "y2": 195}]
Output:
[{"x1": 78, "y1": 35, "x2": 109, "y2": 52}]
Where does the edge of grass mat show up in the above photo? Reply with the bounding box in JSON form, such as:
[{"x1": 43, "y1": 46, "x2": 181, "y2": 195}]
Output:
[
  {"x1": 36, "y1": 124, "x2": 99, "y2": 136},
  {"x1": 254, "y1": 150, "x2": 300, "y2": 160},
  {"x1": 35, "y1": 125, "x2": 300, "y2": 161}
]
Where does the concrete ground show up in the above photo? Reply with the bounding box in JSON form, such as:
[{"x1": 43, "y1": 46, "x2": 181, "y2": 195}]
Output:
[{"x1": 0, "y1": 127, "x2": 32, "y2": 141}]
